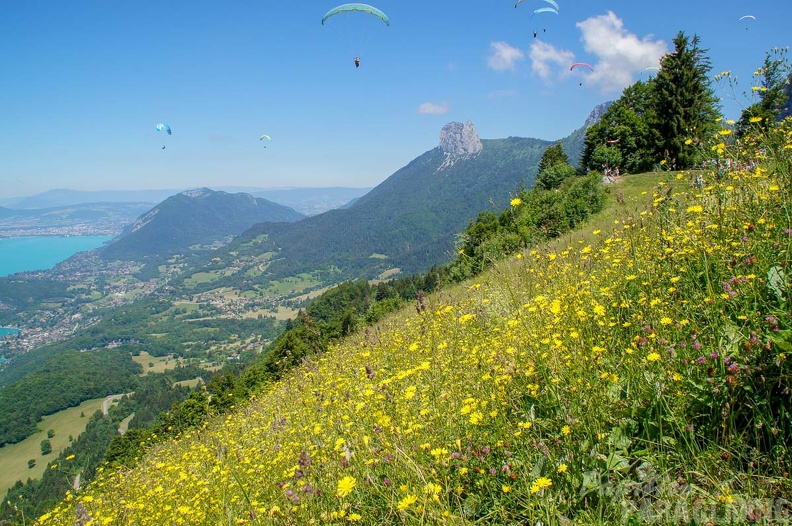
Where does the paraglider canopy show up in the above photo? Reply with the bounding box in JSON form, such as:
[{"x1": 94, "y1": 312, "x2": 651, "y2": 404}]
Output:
[
  {"x1": 156, "y1": 123, "x2": 172, "y2": 135},
  {"x1": 322, "y1": 3, "x2": 390, "y2": 26},
  {"x1": 260, "y1": 134, "x2": 271, "y2": 141},
  {"x1": 515, "y1": 0, "x2": 559, "y2": 10},
  {"x1": 569, "y1": 62, "x2": 593, "y2": 72},
  {"x1": 532, "y1": 7, "x2": 558, "y2": 16},
  {"x1": 739, "y1": 15, "x2": 756, "y2": 21}
]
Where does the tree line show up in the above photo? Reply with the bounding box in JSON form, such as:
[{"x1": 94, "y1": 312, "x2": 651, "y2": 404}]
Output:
[{"x1": 581, "y1": 33, "x2": 790, "y2": 174}]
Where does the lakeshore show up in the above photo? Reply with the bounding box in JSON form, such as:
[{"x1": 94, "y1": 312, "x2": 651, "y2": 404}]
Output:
[{"x1": 0, "y1": 235, "x2": 112, "y2": 277}]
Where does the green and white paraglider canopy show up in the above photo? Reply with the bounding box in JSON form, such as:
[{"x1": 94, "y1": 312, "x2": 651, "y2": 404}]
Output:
[{"x1": 321, "y1": 3, "x2": 390, "y2": 26}]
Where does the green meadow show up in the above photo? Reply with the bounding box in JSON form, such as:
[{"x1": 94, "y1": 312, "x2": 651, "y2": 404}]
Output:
[{"x1": 0, "y1": 398, "x2": 104, "y2": 497}]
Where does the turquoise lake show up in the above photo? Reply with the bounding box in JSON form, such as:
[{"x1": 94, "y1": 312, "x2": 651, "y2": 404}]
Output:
[
  {"x1": 0, "y1": 236, "x2": 112, "y2": 278},
  {"x1": 0, "y1": 327, "x2": 21, "y2": 337}
]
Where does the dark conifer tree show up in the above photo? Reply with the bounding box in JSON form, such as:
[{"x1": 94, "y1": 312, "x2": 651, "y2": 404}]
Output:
[
  {"x1": 649, "y1": 32, "x2": 720, "y2": 169},
  {"x1": 537, "y1": 142, "x2": 570, "y2": 175}
]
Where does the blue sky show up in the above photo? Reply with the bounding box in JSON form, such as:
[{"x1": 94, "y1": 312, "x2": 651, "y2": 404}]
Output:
[{"x1": 1, "y1": 1, "x2": 789, "y2": 198}]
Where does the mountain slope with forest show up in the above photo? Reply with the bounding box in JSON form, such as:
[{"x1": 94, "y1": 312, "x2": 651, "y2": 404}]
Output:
[
  {"x1": 101, "y1": 188, "x2": 304, "y2": 260},
  {"x1": 203, "y1": 113, "x2": 598, "y2": 286}
]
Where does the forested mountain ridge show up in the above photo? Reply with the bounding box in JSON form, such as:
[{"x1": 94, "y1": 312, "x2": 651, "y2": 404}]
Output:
[
  {"x1": 101, "y1": 188, "x2": 304, "y2": 260},
  {"x1": 196, "y1": 113, "x2": 598, "y2": 286}
]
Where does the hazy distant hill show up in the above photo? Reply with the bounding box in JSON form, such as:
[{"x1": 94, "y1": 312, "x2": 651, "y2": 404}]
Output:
[
  {"x1": 0, "y1": 202, "x2": 153, "y2": 236},
  {"x1": 101, "y1": 189, "x2": 304, "y2": 260},
  {"x1": 247, "y1": 187, "x2": 372, "y2": 216},
  {"x1": 5, "y1": 189, "x2": 181, "y2": 209},
  {"x1": 2, "y1": 187, "x2": 372, "y2": 217},
  {"x1": 210, "y1": 110, "x2": 602, "y2": 283}
]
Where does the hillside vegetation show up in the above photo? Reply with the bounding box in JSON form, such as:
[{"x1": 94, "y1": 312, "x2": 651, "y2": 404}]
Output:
[
  {"x1": 102, "y1": 189, "x2": 304, "y2": 261},
  {"x1": 37, "y1": 115, "x2": 792, "y2": 524}
]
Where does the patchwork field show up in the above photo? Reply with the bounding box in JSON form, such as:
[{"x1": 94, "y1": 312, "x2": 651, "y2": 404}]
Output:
[{"x1": 131, "y1": 351, "x2": 182, "y2": 374}]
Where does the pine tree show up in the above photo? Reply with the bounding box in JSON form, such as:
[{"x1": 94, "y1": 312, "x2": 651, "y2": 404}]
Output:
[
  {"x1": 537, "y1": 143, "x2": 569, "y2": 175},
  {"x1": 536, "y1": 143, "x2": 574, "y2": 190},
  {"x1": 650, "y1": 32, "x2": 720, "y2": 169}
]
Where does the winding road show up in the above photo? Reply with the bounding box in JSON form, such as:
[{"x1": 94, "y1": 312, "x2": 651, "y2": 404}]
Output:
[{"x1": 101, "y1": 394, "x2": 125, "y2": 416}]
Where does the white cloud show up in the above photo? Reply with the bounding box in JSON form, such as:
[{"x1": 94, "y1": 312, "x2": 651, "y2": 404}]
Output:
[
  {"x1": 529, "y1": 40, "x2": 575, "y2": 81},
  {"x1": 487, "y1": 41, "x2": 525, "y2": 72},
  {"x1": 575, "y1": 11, "x2": 668, "y2": 93},
  {"x1": 417, "y1": 102, "x2": 450, "y2": 115}
]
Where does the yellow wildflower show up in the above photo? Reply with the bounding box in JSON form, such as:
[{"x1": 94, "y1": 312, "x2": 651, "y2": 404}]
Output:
[
  {"x1": 336, "y1": 476, "x2": 356, "y2": 498},
  {"x1": 397, "y1": 494, "x2": 417, "y2": 511},
  {"x1": 530, "y1": 477, "x2": 553, "y2": 494}
]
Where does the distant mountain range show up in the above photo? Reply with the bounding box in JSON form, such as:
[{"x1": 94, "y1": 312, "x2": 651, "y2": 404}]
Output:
[
  {"x1": 101, "y1": 189, "x2": 305, "y2": 260},
  {"x1": 148, "y1": 106, "x2": 604, "y2": 285},
  {"x1": 40, "y1": 102, "x2": 605, "y2": 283},
  {"x1": 0, "y1": 202, "x2": 153, "y2": 237},
  {"x1": 0, "y1": 187, "x2": 371, "y2": 217},
  {"x1": 240, "y1": 187, "x2": 372, "y2": 216}
]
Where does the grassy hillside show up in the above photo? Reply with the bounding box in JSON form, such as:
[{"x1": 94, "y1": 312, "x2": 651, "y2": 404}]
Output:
[
  {"x1": 0, "y1": 397, "x2": 104, "y2": 497},
  {"x1": 38, "y1": 123, "x2": 791, "y2": 524}
]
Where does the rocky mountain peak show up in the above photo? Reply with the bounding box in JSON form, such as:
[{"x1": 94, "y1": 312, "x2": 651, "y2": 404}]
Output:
[
  {"x1": 439, "y1": 120, "x2": 482, "y2": 156},
  {"x1": 181, "y1": 188, "x2": 213, "y2": 198},
  {"x1": 583, "y1": 101, "x2": 613, "y2": 129}
]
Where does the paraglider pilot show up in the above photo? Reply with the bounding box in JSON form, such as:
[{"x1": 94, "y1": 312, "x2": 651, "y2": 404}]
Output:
[{"x1": 354, "y1": 57, "x2": 361, "y2": 68}]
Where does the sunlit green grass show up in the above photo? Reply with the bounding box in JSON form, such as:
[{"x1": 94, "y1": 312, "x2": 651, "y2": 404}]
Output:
[
  {"x1": 0, "y1": 398, "x2": 104, "y2": 497},
  {"x1": 131, "y1": 351, "x2": 182, "y2": 375},
  {"x1": 183, "y1": 271, "x2": 222, "y2": 287}
]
